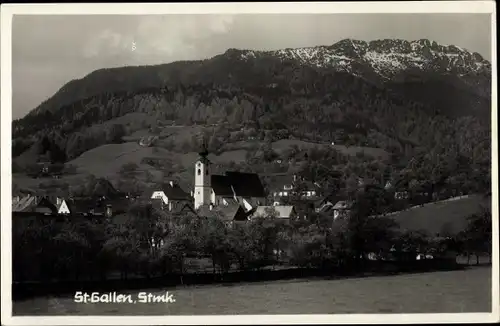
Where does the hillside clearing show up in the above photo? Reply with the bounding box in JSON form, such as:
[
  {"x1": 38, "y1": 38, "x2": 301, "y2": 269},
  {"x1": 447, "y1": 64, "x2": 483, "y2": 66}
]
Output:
[{"x1": 391, "y1": 195, "x2": 491, "y2": 235}]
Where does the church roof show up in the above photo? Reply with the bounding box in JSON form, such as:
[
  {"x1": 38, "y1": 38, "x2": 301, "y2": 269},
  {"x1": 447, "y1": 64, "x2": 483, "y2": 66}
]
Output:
[
  {"x1": 211, "y1": 175, "x2": 234, "y2": 196},
  {"x1": 224, "y1": 171, "x2": 266, "y2": 198},
  {"x1": 211, "y1": 172, "x2": 266, "y2": 198}
]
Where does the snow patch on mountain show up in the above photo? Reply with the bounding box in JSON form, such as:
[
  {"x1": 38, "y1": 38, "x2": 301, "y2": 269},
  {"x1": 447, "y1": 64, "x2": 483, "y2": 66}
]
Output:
[{"x1": 236, "y1": 39, "x2": 490, "y2": 79}]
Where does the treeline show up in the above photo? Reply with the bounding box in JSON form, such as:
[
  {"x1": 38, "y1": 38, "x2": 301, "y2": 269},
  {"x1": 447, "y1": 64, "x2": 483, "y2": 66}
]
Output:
[{"x1": 13, "y1": 189, "x2": 492, "y2": 285}]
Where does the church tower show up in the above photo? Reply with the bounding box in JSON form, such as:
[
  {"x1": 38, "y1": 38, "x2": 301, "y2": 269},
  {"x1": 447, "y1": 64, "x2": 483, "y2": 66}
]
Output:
[{"x1": 193, "y1": 141, "x2": 212, "y2": 210}]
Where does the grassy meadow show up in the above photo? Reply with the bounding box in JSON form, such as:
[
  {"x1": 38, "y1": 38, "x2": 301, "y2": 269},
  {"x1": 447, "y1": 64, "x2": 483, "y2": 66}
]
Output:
[{"x1": 13, "y1": 267, "x2": 492, "y2": 315}]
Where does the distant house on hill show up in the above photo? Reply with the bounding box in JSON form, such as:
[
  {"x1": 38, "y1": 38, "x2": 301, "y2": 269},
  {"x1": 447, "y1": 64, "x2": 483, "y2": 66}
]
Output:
[
  {"x1": 330, "y1": 200, "x2": 353, "y2": 219},
  {"x1": 149, "y1": 181, "x2": 193, "y2": 212},
  {"x1": 316, "y1": 192, "x2": 353, "y2": 219},
  {"x1": 26, "y1": 161, "x2": 63, "y2": 179},
  {"x1": 385, "y1": 178, "x2": 410, "y2": 200},
  {"x1": 91, "y1": 178, "x2": 126, "y2": 200}
]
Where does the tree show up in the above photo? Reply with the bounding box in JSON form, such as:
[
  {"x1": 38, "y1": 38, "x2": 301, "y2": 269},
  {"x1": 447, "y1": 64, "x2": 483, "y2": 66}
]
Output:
[
  {"x1": 392, "y1": 230, "x2": 431, "y2": 262},
  {"x1": 345, "y1": 189, "x2": 400, "y2": 266},
  {"x1": 460, "y1": 208, "x2": 492, "y2": 264},
  {"x1": 199, "y1": 216, "x2": 234, "y2": 274},
  {"x1": 106, "y1": 124, "x2": 126, "y2": 143}
]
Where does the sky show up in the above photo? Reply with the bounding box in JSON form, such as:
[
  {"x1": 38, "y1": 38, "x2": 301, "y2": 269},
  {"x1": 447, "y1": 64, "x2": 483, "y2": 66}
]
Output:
[{"x1": 12, "y1": 13, "x2": 492, "y2": 119}]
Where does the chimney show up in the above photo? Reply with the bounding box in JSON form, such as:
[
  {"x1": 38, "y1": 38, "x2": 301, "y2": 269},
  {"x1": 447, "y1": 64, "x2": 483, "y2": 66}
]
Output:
[
  {"x1": 56, "y1": 197, "x2": 62, "y2": 205},
  {"x1": 169, "y1": 181, "x2": 175, "y2": 187}
]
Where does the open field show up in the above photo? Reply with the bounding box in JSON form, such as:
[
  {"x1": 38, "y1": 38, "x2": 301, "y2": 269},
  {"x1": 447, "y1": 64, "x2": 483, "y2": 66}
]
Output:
[
  {"x1": 391, "y1": 194, "x2": 491, "y2": 235},
  {"x1": 13, "y1": 267, "x2": 492, "y2": 315}
]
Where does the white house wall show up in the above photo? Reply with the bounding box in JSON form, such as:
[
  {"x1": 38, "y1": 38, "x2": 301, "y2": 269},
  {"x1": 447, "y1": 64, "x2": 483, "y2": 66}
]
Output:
[
  {"x1": 242, "y1": 198, "x2": 253, "y2": 211},
  {"x1": 58, "y1": 200, "x2": 70, "y2": 214},
  {"x1": 151, "y1": 191, "x2": 169, "y2": 205}
]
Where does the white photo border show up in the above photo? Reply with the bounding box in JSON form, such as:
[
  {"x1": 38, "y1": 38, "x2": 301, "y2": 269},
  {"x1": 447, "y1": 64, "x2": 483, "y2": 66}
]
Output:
[{"x1": 1, "y1": 1, "x2": 498, "y2": 325}]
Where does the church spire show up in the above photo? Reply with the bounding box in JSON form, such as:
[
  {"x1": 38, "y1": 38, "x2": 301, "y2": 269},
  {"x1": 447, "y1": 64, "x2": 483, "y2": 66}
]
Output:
[{"x1": 198, "y1": 136, "x2": 210, "y2": 164}]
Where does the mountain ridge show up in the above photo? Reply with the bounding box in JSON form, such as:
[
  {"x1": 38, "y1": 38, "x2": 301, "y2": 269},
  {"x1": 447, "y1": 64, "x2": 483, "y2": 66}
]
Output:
[{"x1": 18, "y1": 38, "x2": 490, "y2": 120}]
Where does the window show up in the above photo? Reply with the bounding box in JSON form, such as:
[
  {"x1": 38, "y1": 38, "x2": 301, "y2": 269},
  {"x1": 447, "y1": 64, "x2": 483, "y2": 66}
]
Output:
[
  {"x1": 197, "y1": 169, "x2": 201, "y2": 175},
  {"x1": 206, "y1": 169, "x2": 209, "y2": 175}
]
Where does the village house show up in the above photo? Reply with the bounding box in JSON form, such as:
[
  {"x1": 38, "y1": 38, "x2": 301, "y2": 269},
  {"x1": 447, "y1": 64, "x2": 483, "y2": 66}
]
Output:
[
  {"x1": 149, "y1": 181, "x2": 193, "y2": 212},
  {"x1": 12, "y1": 195, "x2": 58, "y2": 215},
  {"x1": 197, "y1": 203, "x2": 251, "y2": 226},
  {"x1": 315, "y1": 191, "x2": 353, "y2": 220},
  {"x1": 269, "y1": 174, "x2": 319, "y2": 206},
  {"x1": 385, "y1": 179, "x2": 410, "y2": 200},
  {"x1": 193, "y1": 147, "x2": 266, "y2": 211},
  {"x1": 52, "y1": 196, "x2": 129, "y2": 217},
  {"x1": 316, "y1": 200, "x2": 353, "y2": 219},
  {"x1": 55, "y1": 197, "x2": 70, "y2": 214}
]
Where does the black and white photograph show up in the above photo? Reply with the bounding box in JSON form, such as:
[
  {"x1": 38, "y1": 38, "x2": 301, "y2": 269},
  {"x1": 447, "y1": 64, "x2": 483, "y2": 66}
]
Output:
[{"x1": 1, "y1": 2, "x2": 498, "y2": 325}]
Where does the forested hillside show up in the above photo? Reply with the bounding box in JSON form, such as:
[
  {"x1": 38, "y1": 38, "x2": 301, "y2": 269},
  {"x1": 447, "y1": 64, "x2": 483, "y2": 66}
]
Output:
[{"x1": 11, "y1": 38, "x2": 492, "y2": 196}]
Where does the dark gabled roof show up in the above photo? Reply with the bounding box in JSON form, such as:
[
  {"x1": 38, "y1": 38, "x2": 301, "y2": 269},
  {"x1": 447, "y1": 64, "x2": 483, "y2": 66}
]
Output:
[
  {"x1": 92, "y1": 178, "x2": 123, "y2": 199},
  {"x1": 211, "y1": 175, "x2": 234, "y2": 196},
  {"x1": 160, "y1": 183, "x2": 191, "y2": 200},
  {"x1": 37, "y1": 197, "x2": 59, "y2": 214},
  {"x1": 225, "y1": 171, "x2": 266, "y2": 198},
  {"x1": 171, "y1": 203, "x2": 196, "y2": 215},
  {"x1": 197, "y1": 204, "x2": 248, "y2": 222}
]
